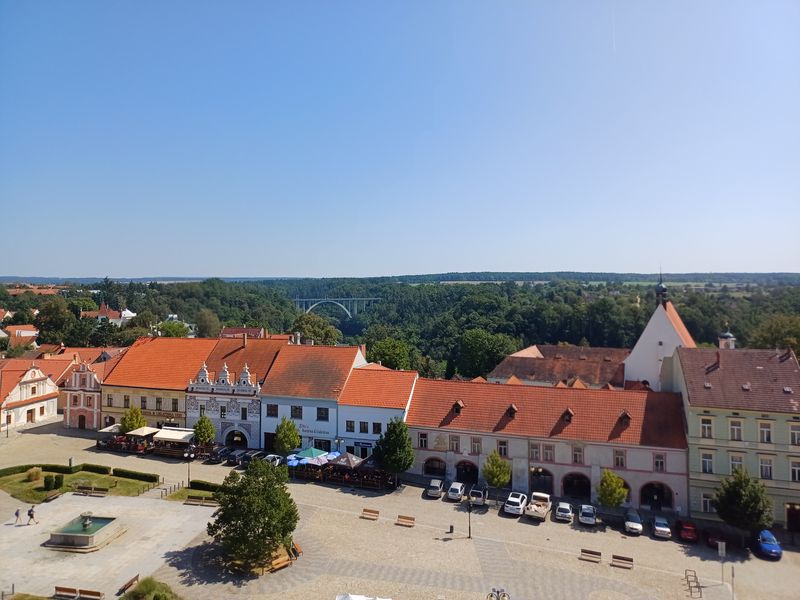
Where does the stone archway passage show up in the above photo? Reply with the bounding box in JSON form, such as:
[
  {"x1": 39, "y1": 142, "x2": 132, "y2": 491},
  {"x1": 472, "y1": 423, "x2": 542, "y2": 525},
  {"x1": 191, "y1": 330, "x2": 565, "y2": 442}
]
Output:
[
  {"x1": 640, "y1": 482, "x2": 673, "y2": 509},
  {"x1": 530, "y1": 468, "x2": 555, "y2": 496},
  {"x1": 225, "y1": 430, "x2": 248, "y2": 448},
  {"x1": 456, "y1": 461, "x2": 479, "y2": 485},
  {"x1": 423, "y1": 457, "x2": 446, "y2": 477},
  {"x1": 562, "y1": 472, "x2": 591, "y2": 501}
]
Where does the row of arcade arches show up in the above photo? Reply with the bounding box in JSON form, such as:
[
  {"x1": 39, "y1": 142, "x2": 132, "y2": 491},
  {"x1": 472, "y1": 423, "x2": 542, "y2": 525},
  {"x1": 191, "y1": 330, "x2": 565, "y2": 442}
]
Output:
[{"x1": 423, "y1": 458, "x2": 674, "y2": 508}]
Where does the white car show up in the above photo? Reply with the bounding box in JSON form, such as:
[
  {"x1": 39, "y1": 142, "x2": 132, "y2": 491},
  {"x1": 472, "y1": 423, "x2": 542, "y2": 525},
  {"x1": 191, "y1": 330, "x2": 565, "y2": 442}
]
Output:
[
  {"x1": 503, "y1": 492, "x2": 528, "y2": 515},
  {"x1": 263, "y1": 454, "x2": 284, "y2": 466},
  {"x1": 624, "y1": 509, "x2": 643, "y2": 535},
  {"x1": 651, "y1": 516, "x2": 672, "y2": 539},
  {"x1": 554, "y1": 502, "x2": 574, "y2": 522},
  {"x1": 578, "y1": 504, "x2": 597, "y2": 526},
  {"x1": 447, "y1": 481, "x2": 465, "y2": 501}
]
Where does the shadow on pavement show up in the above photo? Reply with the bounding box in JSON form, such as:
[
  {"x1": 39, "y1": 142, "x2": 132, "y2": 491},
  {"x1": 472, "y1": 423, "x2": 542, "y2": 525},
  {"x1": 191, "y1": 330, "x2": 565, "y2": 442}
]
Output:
[{"x1": 163, "y1": 540, "x2": 257, "y2": 588}]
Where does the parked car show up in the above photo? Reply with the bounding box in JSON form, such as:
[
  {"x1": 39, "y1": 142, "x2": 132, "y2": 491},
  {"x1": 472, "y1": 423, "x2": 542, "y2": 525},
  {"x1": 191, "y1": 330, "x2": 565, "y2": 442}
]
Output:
[
  {"x1": 240, "y1": 450, "x2": 265, "y2": 467},
  {"x1": 704, "y1": 527, "x2": 727, "y2": 550},
  {"x1": 554, "y1": 502, "x2": 574, "y2": 522},
  {"x1": 447, "y1": 481, "x2": 465, "y2": 501},
  {"x1": 225, "y1": 449, "x2": 247, "y2": 466},
  {"x1": 503, "y1": 492, "x2": 528, "y2": 516},
  {"x1": 651, "y1": 516, "x2": 672, "y2": 539},
  {"x1": 468, "y1": 483, "x2": 489, "y2": 506},
  {"x1": 207, "y1": 446, "x2": 233, "y2": 464},
  {"x1": 578, "y1": 504, "x2": 597, "y2": 526},
  {"x1": 675, "y1": 519, "x2": 699, "y2": 543},
  {"x1": 751, "y1": 530, "x2": 782, "y2": 560},
  {"x1": 426, "y1": 478, "x2": 444, "y2": 498},
  {"x1": 262, "y1": 454, "x2": 284, "y2": 467},
  {"x1": 624, "y1": 509, "x2": 643, "y2": 535}
]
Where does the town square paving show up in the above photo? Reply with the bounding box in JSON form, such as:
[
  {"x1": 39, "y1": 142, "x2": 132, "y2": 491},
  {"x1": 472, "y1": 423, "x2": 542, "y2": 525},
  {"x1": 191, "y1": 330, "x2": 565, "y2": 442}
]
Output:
[{"x1": 0, "y1": 421, "x2": 796, "y2": 599}]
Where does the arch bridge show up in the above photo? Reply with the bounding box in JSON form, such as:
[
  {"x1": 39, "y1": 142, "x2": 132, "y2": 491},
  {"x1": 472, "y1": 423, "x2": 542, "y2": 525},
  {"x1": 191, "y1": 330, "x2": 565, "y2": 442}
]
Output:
[{"x1": 293, "y1": 297, "x2": 381, "y2": 319}]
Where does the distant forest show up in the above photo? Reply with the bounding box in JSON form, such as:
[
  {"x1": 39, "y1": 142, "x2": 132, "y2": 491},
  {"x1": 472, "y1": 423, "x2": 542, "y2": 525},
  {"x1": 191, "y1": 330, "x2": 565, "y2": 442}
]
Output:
[{"x1": 2, "y1": 275, "x2": 799, "y2": 379}]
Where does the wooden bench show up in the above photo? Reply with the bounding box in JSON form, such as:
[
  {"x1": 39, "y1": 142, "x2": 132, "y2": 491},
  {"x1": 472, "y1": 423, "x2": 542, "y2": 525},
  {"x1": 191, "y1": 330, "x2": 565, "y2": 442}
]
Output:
[
  {"x1": 75, "y1": 486, "x2": 93, "y2": 495},
  {"x1": 292, "y1": 541, "x2": 303, "y2": 558},
  {"x1": 610, "y1": 554, "x2": 634, "y2": 569},
  {"x1": 54, "y1": 586, "x2": 79, "y2": 599},
  {"x1": 396, "y1": 514, "x2": 415, "y2": 527},
  {"x1": 89, "y1": 487, "x2": 109, "y2": 497},
  {"x1": 201, "y1": 497, "x2": 219, "y2": 507},
  {"x1": 184, "y1": 495, "x2": 205, "y2": 505},
  {"x1": 361, "y1": 508, "x2": 380, "y2": 521},
  {"x1": 78, "y1": 589, "x2": 105, "y2": 600},
  {"x1": 45, "y1": 490, "x2": 63, "y2": 502},
  {"x1": 269, "y1": 556, "x2": 293, "y2": 572},
  {"x1": 118, "y1": 573, "x2": 139, "y2": 594},
  {"x1": 579, "y1": 548, "x2": 602, "y2": 563}
]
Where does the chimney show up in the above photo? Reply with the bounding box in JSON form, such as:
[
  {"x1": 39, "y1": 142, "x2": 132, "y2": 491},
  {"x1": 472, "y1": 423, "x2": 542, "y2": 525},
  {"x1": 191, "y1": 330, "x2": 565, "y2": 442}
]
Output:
[
  {"x1": 293, "y1": 331, "x2": 301, "y2": 345},
  {"x1": 242, "y1": 333, "x2": 248, "y2": 348}
]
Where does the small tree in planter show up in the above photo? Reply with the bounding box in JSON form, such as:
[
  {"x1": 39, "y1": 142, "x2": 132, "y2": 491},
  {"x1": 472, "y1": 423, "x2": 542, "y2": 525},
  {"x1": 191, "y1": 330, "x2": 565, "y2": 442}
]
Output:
[
  {"x1": 596, "y1": 469, "x2": 628, "y2": 509},
  {"x1": 372, "y1": 417, "x2": 414, "y2": 488},
  {"x1": 120, "y1": 406, "x2": 147, "y2": 434},
  {"x1": 274, "y1": 416, "x2": 300, "y2": 456},
  {"x1": 194, "y1": 414, "x2": 216, "y2": 447},
  {"x1": 482, "y1": 450, "x2": 511, "y2": 506}
]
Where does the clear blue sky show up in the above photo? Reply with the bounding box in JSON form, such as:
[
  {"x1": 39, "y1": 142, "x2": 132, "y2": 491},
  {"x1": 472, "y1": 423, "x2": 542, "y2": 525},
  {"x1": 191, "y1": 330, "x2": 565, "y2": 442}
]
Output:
[{"x1": 1, "y1": 1, "x2": 798, "y2": 278}]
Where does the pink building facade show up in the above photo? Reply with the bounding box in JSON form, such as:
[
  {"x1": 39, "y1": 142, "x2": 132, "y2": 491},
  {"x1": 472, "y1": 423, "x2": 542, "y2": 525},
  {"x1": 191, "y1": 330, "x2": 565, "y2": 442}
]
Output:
[{"x1": 63, "y1": 363, "x2": 103, "y2": 430}]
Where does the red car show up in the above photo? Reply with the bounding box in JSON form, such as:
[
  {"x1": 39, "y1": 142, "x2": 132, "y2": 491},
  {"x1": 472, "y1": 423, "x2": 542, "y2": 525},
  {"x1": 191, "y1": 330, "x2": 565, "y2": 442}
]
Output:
[
  {"x1": 704, "y1": 528, "x2": 727, "y2": 549},
  {"x1": 675, "y1": 519, "x2": 699, "y2": 543}
]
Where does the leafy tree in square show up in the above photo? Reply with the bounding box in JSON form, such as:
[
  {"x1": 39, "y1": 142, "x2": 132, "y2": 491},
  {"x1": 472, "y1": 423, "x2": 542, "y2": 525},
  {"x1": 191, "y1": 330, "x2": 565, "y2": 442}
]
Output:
[
  {"x1": 274, "y1": 416, "x2": 300, "y2": 456},
  {"x1": 596, "y1": 469, "x2": 628, "y2": 508},
  {"x1": 372, "y1": 417, "x2": 414, "y2": 486},
  {"x1": 120, "y1": 406, "x2": 147, "y2": 434},
  {"x1": 482, "y1": 449, "x2": 511, "y2": 503},
  {"x1": 712, "y1": 468, "x2": 773, "y2": 533},
  {"x1": 193, "y1": 414, "x2": 216, "y2": 445}
]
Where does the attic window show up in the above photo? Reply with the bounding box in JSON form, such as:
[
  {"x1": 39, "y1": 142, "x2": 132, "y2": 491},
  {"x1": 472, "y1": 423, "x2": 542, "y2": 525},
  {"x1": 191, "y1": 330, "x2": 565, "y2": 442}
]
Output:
[
  {"x1": 507, "y1": 403, "x2": 518, "y2": 417},
  {"x1": 579, "y1": 355, "x2": 587, "y2": 360},
  {"x1": 603, "y1": 356, "x2": 611, "y2": 362},
  {"x1": 741, "y1": 383, "x2": 750, "y2": 391},
  {"x1": 704, "y1": 382, "x2": 712, "y2": 389},
  {"x1": 619, "y1": 410, "x2": 631, "y2": 424},
  {"x1": 453, "y1": 399, "x2": 464, "y2": 414},
  {"x1": 555, "y1": 354, "x2": 564, "y2": 359},
  {"x1": 563, "y1": 408, "x2": 574, "y2": 423},
  {"x1": 785, "y1": 387, "x2": 794, "y2": 394}
]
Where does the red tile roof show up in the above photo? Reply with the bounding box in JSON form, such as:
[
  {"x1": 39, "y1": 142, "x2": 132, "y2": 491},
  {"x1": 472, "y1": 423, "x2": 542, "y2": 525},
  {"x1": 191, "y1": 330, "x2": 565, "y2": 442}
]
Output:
[
  {"x1": 489, "y1": 349, "x2": 627, "y2": 387},
  {"x1": 260, "y1": 345, "x2": 363, "y2": 400},
  {"x1": 406, "y1": 378, "x2": 686, "y2": 449},
  {"x1": 676, "y1": 347, "x2": 800, "y2": 413},
  {"x1": 664, "y1": 302, "x2": 696, "y2": 348},
  {"x1": 220, "y1": 327, "x2": 265, "y2": 339},
  {"x1": 339, "y1": 368, "x2": 418, "y2": 409},
  {"x1": 81, "y1": 303, "x2": 122, "y2": 320},
  {"x1": 103, "y1": 337, "x2": 218, "y2": 390},
  {"x1": 54, "y1": 347, "x2": 126, "y2": 363},
  {"x1": 204, "y1": 338, "x2": 287, "y2": 384},
  {"x1": 4, "y1": 325, "x2": 38, "y2": 334},
  {"x1": 0, "y1": 358, "x2": 75, "y2": 399}
]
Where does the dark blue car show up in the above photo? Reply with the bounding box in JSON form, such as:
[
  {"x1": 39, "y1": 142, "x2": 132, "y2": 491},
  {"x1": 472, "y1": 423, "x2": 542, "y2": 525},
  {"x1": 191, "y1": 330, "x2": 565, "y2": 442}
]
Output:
[{"x1": 751, "y1": 530, "x2": 782, "y2": 560}]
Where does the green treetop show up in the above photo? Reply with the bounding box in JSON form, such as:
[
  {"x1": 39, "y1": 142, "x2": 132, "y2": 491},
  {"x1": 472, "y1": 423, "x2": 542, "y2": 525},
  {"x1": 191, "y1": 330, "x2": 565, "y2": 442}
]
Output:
[
  {"x1": 712, "y1": 468, "x2": 774, "y2": 533},
  {"x1": 274, "y1": 416, "x2": 301, "y2": 456},
  {"x1": 193, "y1": 414, "x2": 216, "y2": 445},
  {"x1": 482, "y1": 449, "x2": 511, "y2": 490},
  {"x1": 120, "y1": 406, "x2": 147, "y2": 434},
  {"x1": 596, "y1": 469, "x2": 628, "y2": 508},
  {"x1": 372, "y1": 417, "x2": 414, "y2": 486}
]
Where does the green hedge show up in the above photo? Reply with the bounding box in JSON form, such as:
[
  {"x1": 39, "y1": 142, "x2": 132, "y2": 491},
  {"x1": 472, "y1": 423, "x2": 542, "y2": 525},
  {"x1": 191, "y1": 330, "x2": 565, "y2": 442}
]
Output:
[
  {"x1": 189, "y1": 479, "x2": 221, "y2": 492},
  {"x1": 113, "y1": 468, "x2": 160, "y2": 483},
  {"x1": 44, "y1": 475, "x2": 55, "y2": 491},
  {"x1": 54, "y1": 473, "x2": 64, "y2": 489},
  {"x1": 36, "y1": 463, "x2": 81, "y2": 474},
  {"x1": 82, "y1": 463, "x2": 112, "y2": 475},
  {"x1": 0, "y1": 464, "x2": 31, "y2": 478}
]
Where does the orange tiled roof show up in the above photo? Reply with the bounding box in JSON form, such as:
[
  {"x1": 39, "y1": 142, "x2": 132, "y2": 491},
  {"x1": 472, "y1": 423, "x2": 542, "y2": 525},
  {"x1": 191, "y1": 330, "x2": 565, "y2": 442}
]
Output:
[
  {"x1": 4, "y1": 325, "x2": 38, "y2": 334},
  {"x1": 220, "y1": 327, "x2": 265, "y2": 338},
  {"x1": 204, "y1": 338, "x2": 287, "y2": 385},
  {"x1": 261, "y1": 345, "x2": 362, "y2": 400},
  {"x1": 54, "y1": 347, "x2": 125, "y2": 363},
  {"x1": 359, "y1": 363, "x2": 391, "y2": 371},
  {"x1": 0, "y1": 358, "x2": 74, "y2": 399},
  {"x1": 103, "y1": 337, "x2": 218, "y2": 390},
  {"x1": 664, "y1": 301, "x2": 696, "y2": 348},
  {"x1": 339, "y1": 368, "x2": 418, "y2": 409},
  {"x1": 406, "y1": 378, "x2": 686, "y2": 449}
]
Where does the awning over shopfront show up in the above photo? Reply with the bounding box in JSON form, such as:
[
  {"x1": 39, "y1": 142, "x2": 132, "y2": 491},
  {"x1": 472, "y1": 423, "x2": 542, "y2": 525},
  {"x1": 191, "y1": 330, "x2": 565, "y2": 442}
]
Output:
[
  {"x1": 153, "y1": 428, "x2": 195, "y2": 443},
  {"x1": 126, "y1": 426, "x2": 161, "y2": 437}
]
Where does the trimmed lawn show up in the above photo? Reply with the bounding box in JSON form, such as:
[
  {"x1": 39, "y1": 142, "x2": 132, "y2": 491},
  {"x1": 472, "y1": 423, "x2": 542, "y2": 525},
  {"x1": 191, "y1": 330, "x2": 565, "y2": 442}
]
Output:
[
  {"x1": 0, "y1": 470, "x2": 148, "y2": 504},
  {"x1": 10, "y1": 595, "x2": 50, "y2": 600},
  {"x1": 165, "y1": 487, "x2": 214, "y2": 502}
]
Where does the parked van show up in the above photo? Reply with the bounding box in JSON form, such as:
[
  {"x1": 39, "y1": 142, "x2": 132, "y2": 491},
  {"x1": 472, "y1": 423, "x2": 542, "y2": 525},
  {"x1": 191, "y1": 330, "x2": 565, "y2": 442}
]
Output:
[{"x1": 226, "y1": 449, "x2": 247, "y2": 466}]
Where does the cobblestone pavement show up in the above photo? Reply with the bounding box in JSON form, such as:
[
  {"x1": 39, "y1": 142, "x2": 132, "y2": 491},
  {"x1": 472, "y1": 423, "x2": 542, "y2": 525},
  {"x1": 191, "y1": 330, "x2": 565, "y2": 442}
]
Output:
[{"x1": 1, "y1": 424, "x2": 796, "y2": 599}]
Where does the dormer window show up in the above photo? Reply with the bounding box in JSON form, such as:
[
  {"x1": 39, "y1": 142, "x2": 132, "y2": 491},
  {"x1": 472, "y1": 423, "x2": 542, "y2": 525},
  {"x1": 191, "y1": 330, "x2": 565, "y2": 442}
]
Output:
[
  {"x1": 507, "y1": 403, "x2": 518, "y2": 418},
  {"x1": 563, "y1": 408, "x2": 574, "y2": 423},
  {"x1": 784, "y1": 387, "x2": 794, "y2": 394},
  {"x1": 453, "y1": 399, "x2": 464, "y2": 415},
  {"x1": 619, "y1": 410, "x2": 631, "y2": 425},
  {"x1": 742, "y1": 383, "x2": 751, "y2": 391},
  {"x1": 704, "y1": 382, "x2": 712, "y2": 389}
]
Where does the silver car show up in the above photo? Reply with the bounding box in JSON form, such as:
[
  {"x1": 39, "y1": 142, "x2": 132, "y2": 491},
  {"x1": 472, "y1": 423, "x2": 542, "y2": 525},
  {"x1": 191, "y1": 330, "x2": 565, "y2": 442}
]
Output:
[
  {"x1": 651, "y1": 516, "x2": 672, "y2": 539},
  {"x1": 426, "y1": 478, "x2": 444, "y2": 498},
  {"x1": 554, "y1": 502, "x2": 574, "y2": 522}
]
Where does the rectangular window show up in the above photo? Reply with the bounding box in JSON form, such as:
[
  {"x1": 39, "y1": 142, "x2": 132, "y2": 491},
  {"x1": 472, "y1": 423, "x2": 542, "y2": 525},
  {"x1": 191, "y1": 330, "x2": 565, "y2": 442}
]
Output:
[
  {"x1": 123, "y1": 395, "x2": 130, "y2": 409},
  {"x1": 449, "y1": 435, "x2": 460, "y2": 453},
  {"x1": 759, "y1": 457, "x2": 773, "y2": 480},
  {"x1": 702, "y1": 494, "x2": 715, "y2": 513},
  {"x1": 700, "y1": 417, "x2": 712, "y2": 439},
  {"x1": 72, "y1": 395, "x2": 79, "y2": 406},
  {"x1": 791, "y1": 461, "x2": 800, "y2": 482},
  {"x1": 199, "y1": 405, "x2": 205, "y2": 417},
  {"x1": 729, "y1": 420, "x2": 742, "y2": 441},
  {"x1": 653, "y1": 453, "x2": 665, "y2": 472},
  {"x1": 418, "y1": 432, "x2": 428, "y2": 449},
  {"x1": 346, "y1": 420, "x2": 355, "y2": 433},
  {"x1": 360, "y1": 421, "x2": 368, "y2": 434},
  {"x1": 471, "y1": 437, "x2": 482, "y2": 454},
  {"x1": 614, "y1": 449, "x2": 626, "y2": 468},
  {"x1": 291, "y1": 406, "x2": 302, "y2": 420},
  {"x1": 106, "y1": 394, "x2": 112, "y2": 407},
  {"x1": 529, "y1": 442, "x2": 540, "y2": 461},
  {"x1": 791, "y1": 425, "x2": 800, "y2": 446},
  {"x1": 39, "y1": 406, "x2": 45, "y2": 416},
  {"x1": 141, "y1": 398, "x2": 147, "y2": 410},
  {"x1": 702, "y1": 453, "x2": 714, "y2": 474},
  {"x1": 266, "y1": 404, "x2": 278, "y2": 418},
  {"x1": 730, "y1": 454, "x2": 743, "y2": 473},
  {"x1": 372, "y1": 422, "x2": 381, "y2": 435},
  {"x1": 572, "y1": 446, "x2": 583, "y2": 465},
  {"x1": 316, "y1": 407, "x2": 329, "y2": 422},
  {"x1": 86, "y1": 397, "x2": 92, "y2": 408},
  {"x1": 543, "y1": 444, "x2": 554, "y2": 462},
  {"x1": 172, "y1": 399, "x2": 179, "y2": 412},
  {"x1": 80, "y1": 375, "x2": 86, "y2": 388},
  {"x1": 498, "y1": 440, "x2": 508, "y2": 458},
  {"x1": 156, "y1": 397, "x2": 162, "y2": 411},
  {"x1": 219, "y1": 406, "x2": 226, "y2": 419},
  {"x1": 240, "y1": 407, "x2": 247, "y2": 421},
  {"x1": 759, "y1": 422, "x2": 772, "y2": 443},
  {"x1": 346, "y1": 445, "x2": 355, "y2": 455}
]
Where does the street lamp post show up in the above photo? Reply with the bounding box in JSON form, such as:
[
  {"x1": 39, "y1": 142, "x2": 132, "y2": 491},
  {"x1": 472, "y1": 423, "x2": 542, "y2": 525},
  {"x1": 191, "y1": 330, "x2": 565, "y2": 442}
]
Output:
[
  {"x1": 335, "y1": 437, "x2": 344, "y2": 452},
  {"x1": 183, "y1": 449, "x2": 195, "y2": 485},
  {"x1": 468, "y1": 500, "x2": 472, "y2": 539}
]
